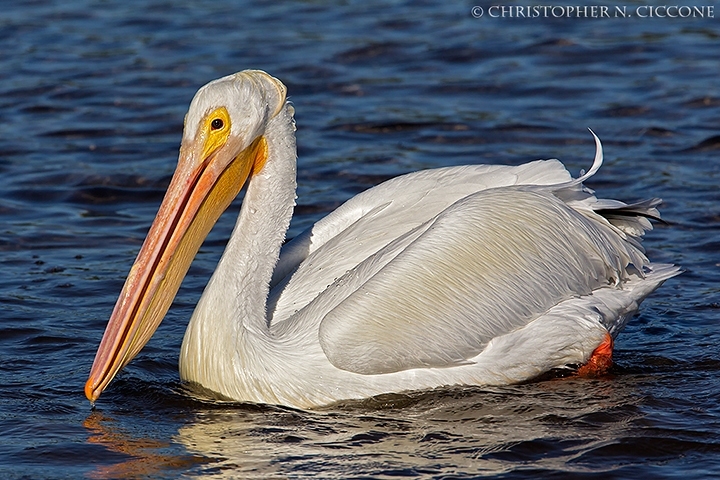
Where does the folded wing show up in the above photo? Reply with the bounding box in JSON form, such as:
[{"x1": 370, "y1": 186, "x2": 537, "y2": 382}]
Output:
[
  {"x1": 269, "y1": 159, "x2": 576, "y2": 325},
  {"x1": 317, "y1": 186, "x2": 648, "y2": 375}
]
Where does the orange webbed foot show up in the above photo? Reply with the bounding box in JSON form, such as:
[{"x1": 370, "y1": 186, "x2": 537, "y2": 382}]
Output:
[{"x1": 576, "y1": 331, "x2": 614, "y2": 377}]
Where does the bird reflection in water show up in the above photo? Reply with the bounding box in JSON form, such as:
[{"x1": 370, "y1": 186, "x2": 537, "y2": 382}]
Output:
[
  {"x1": 83, "y1": 411, "x2": 209, "y2": 479},
  {"x1": 83, "y1": 378, "x2": 647, "y2": 478}
]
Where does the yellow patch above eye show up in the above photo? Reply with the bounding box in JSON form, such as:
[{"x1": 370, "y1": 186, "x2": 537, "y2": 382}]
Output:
[{"x1": 201, "y1": 107, "x2": 231, "y2": 160}]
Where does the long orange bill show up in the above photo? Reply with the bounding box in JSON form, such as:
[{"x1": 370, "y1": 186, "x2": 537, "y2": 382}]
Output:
[{"x1": 85, "y1": 113, "x2": 267, "y2": 403}]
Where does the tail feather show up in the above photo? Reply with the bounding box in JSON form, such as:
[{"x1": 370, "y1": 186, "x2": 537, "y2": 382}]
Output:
[
  {"x1": 593, "y1": 197, "x2": 664, "y2": 237},
  {"x1": 544, "y1": 132, "x2": 666, "y2": 240}
]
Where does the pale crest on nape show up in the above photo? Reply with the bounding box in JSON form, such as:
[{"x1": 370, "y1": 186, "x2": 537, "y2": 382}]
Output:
[{"x1": 183, "y1": 71, "x2": 287, "y2": 149}]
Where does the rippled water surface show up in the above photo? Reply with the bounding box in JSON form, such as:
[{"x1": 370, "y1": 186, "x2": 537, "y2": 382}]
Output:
[{"x1": 1, "y1": 0, "x2": 719, "y2": 478}]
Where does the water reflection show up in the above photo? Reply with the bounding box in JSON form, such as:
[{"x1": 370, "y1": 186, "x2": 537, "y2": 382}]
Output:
[
  {"x1": 84, "y1": 411, "x2": 207, "y2": 479},
  {"x1": 160, "y1": 378, "x2": 645, "y2": 477}
]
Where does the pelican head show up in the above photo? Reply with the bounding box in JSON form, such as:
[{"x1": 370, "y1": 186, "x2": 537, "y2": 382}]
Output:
[{"x1": 85, "y1": 70, "x2": 287, "y2": 403}]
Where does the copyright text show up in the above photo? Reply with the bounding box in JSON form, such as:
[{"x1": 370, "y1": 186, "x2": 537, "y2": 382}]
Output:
[{"x1": 470, "y1": 5, "x2": 715, "y2": 18}]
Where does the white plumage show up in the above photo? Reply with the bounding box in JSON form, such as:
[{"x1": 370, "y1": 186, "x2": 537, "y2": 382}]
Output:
[{"x1": 86, "y1": 70, "x2": 680, "y2": 409}]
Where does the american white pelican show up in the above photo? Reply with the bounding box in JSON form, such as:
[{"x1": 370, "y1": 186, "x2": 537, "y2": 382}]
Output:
[{"x1": 85, "y1": 70, "x2": 680, "y2": 409}]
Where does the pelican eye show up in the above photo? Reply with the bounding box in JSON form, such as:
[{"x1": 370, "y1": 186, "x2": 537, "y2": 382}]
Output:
[{"x1": 210, "y1": 118, "x2": 224, "y2": 130}]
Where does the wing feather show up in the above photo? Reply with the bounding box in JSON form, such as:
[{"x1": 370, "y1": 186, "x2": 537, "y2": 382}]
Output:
[
  {"x1": 268, "y1": 160, "x2": 574, "y2": 325},
  {"x1": 318, "y1": 187, "x2": 648, "y2": 375}
]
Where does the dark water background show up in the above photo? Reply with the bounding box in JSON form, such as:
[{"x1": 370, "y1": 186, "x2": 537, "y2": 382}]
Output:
[{"x1": 1, "y1": 0, "x2": 719, "y2": 478}]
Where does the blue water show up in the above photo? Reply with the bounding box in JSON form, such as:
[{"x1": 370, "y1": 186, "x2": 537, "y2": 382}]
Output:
[{"x1": 1, "y1": 0, "x2": 719, "y2": 478}]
